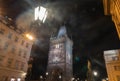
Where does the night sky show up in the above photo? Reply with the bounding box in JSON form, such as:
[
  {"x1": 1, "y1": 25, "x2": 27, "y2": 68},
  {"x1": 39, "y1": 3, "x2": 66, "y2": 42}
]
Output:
[{"x1": 1, "y1": 0, "x2": 120, "y2": 80}]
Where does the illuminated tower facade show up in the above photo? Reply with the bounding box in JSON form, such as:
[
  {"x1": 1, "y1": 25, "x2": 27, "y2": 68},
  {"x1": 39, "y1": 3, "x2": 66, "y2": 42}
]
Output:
[{"x1": 46, "y1": 26, "x2": 73, "y2": 81}]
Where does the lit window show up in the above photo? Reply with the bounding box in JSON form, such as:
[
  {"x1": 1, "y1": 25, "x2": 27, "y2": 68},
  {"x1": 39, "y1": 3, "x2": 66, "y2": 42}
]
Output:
[{"x1": 55, "y1": 44, "x2": 60, "y2": 48}]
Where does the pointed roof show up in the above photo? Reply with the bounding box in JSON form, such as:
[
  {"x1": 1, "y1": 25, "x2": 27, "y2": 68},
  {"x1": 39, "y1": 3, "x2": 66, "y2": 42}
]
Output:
[{"x1": 57, "y1": 26, "x2": 67, "y2": 38}]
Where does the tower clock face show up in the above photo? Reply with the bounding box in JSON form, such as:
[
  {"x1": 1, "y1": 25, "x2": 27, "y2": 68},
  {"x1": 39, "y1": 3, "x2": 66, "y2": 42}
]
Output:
[
  {"x1": 51, "y1": 50, "x2": 65, "y2": 63},
  {"x1": 50, "y1": 44, "x2": 65, "y2": 63},
  {"x1": 49, "y1": 43, "x2": 65, "y2": 63}
]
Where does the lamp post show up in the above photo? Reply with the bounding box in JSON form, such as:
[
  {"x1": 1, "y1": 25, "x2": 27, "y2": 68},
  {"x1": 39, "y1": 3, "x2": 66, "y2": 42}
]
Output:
[
  {"x1": 46, "y1": 72, "x2": 48, "y2": 76},
  {"x1": 40, "y1": 75, "x2": 43, "y2": 81},
  {"x1": 93, "y1": 71, "x2": 99, "y2": 81},
  {"x1": 72, "y1": 77, "x2": 75, "y2": 81},
  {"x1": 93, "y1": 71, "x2": 98, "y2": 76},
  {"x1": 24, "y1": 34, "x2": 34, "y2": 81}
]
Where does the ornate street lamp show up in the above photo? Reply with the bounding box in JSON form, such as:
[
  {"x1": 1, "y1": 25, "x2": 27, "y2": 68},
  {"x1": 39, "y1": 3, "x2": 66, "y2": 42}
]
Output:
[{"x1": 35, "y1": 6, "x2": 48, "y2": 23}]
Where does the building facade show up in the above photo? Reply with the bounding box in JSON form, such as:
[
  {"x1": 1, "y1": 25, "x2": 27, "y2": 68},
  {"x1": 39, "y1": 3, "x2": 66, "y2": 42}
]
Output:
[
  {"x1": 104, "y1": 49, "x2": 120, "y2": 81},
  {"x1": 0, "y1": 16, "x2": 33, "y2": 81},
  {"x1": 46, "y1": 26, "x2": 73, "y2": 81},
  {"x1": 103, "y1": 0, "x2": 120, "y2": 38}
]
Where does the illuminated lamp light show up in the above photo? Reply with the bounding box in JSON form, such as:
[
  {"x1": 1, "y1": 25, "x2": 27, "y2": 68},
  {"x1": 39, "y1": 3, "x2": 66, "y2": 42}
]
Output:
[
  {"x1": 35, "y1": 6, "x2": 48, "y2": 23},
  {"x1": 26, "y1": 34, "x2": 33, "y2": 40},
  {"x1": 11, "y1": 78, "x2": 15, "y2": 81}
]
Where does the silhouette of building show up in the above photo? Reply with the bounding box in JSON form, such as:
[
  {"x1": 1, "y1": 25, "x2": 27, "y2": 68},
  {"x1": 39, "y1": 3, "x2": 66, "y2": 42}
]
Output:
[
  {"x1": 104, "y1": 49, "x2": 120, "y2": 81},
  {"x1": 46, "y1": 26, "x2": 73, "y2": 81},
  {"x1": 0, "y1": 16, "x2": 33, "y2": 81},
  {"x1": 87, "y1": 60, "x2": 94, "y2": 81}
]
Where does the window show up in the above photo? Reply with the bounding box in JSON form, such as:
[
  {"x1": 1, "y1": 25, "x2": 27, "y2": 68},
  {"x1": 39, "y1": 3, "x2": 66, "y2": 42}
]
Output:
[
  {"x1": 21, "y1": 40, "x2": 24, "y2": 45},
  {"x1": 2, "y1": 76, "x2": 8, "y2": 81},
  {"x1": 55, "y1": 44, "x2": 60, "y2": 48},
  {"x1": 4, "y1": 43, "x2": 9, "y2": 50},
  {"x1": 0, "y1": 56, "x2": 4, "y2": 65},
  {"x1": 112, "y1": 56, "x2": 119, "y2": 61},
  {"x1": 8, "y1": 33, "x2": 12, "y2": 39},
  {"x1": 59, "y1": 44, "x2": 64, "y2": 48},
  {"x1": 114, "y1": 66, "x2": 120, "y2": 71},
  {"x1": 15, "y1": 36, "x2": 18, "y2": 42},
  {"x1": 51, "y1": 45, "x2": 55, "y2": 49},
  {"x1": 117, "y1": 75, "x2": 120, "y2": 81},
  {"x1": 7, "y1": 58, "x2": 13, "y2": 67},
  {"x1": 11, "y1": 47, "x2": 15, "y2": 53},
  {"x1": 18, "y1": 49, "x2": 22, "y2": 56},
  {"x1": 0, "y1": 28, "x2": 5, "y2": 34},
  {"x1": 15, "y1": 60, "x2": 19, "y2": 70},
  {"x1": 26, "y1": 43, "x2": 29, "y2": 48},
  {"x1": 23, "y1": 51, "x2": 26, "y2": 58},
  {"x1": 21, "y1": 62, "x2": 24, "y2": 70}
]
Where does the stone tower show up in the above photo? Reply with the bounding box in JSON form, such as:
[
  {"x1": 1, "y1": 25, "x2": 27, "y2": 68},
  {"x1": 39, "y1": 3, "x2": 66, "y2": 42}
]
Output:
[{"x1": 46, "y1": 26, "x2": 73, "y2": 81}]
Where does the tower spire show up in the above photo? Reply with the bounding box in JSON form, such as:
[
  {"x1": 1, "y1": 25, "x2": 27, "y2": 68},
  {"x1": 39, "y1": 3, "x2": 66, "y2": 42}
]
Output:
[{"x1": 57, "y1": 25, "x2": 67, "y2": 38}]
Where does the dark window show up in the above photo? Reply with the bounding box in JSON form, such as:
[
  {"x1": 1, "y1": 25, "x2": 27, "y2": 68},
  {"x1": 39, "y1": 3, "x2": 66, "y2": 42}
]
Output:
[
  {"x1": 112, "y1": 56, "x2": 119, "y2": 61},
  {"x1": 21, "y1": 40, "x2": 24, "y2": 45},
  {"x1": 18, "y1": 49, "x2": 22, "y2": 56},
  {"x1": 117, "y1": 76, "x2": 120, "y2": 81},
  {"x1": 0, "y1": 28, "x2": 5, "y2": 34},
  {"x1": 4, "y1": 43, "x2": 9, "y2": 50},
  {"x1": 7, "y1": 58, "x2": 13, "y2": 67},
  {"x1": 11, "y1": 47, "x2": 15, "y2": 53},
  {"x1": 8, "y1": 33, "x2": 12, "y2": 39},
  {"x1": 21, "y1": 63, "x2": 24, "y2": 70},
  {"x1": 114, "y1": 66, "x2": 120, "y2": 71},
  {"x1": 15, "y1": 36, "x2": 18, "y2": 42},
  {"x1": 0, "y1": 56, "x2": 4, "y2": 65},
  {"x1": 15, "y1": 60, "x2": 19, "y2": 70},
  {"x1": 26, "y1": 43, "x2": 29, "y2": 48},
  {"x1": 23, "y1": 51, "x2": 26, "y2": 58}
]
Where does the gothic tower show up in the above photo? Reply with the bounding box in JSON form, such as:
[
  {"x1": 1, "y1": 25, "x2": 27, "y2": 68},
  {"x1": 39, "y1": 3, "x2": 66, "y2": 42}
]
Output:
[{"x1": 46, "y1": 26, "x2": 73, "y2": 81}]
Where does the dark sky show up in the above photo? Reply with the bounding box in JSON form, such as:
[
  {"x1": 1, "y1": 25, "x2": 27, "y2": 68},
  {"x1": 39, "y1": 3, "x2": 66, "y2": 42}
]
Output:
[{"x1": 1, "y1": 0, "x2": 120, "y2": 80}]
